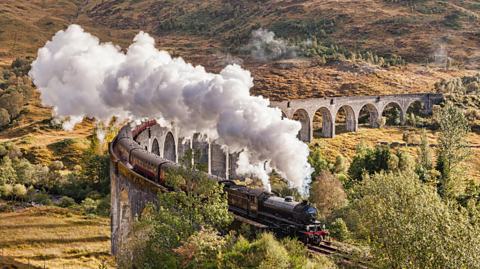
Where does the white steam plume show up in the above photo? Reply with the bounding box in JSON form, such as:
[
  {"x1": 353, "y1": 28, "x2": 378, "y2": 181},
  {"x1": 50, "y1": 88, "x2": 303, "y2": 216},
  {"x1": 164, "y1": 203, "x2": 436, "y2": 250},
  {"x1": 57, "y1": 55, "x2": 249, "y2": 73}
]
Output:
[
  {"x1": 241, "y1": 28, "x2": 299, "y2": 61},
  {"x1": 29, "y1": 25, "x2": 313, "y2": 193}
]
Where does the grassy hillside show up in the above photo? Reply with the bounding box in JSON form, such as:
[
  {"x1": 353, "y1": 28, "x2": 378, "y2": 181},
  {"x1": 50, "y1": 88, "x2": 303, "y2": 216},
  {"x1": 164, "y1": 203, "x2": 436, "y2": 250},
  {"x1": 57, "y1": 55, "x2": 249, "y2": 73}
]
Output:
[{"x1": 0, "y1": 206, "x2": 114, "y2": 269}]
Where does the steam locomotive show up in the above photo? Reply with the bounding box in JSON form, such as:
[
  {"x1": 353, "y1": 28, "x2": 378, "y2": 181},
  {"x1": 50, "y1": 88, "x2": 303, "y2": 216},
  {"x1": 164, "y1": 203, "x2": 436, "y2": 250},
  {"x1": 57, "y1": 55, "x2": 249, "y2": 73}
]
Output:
[{"x1": 113, "y1": 124, "x2": 329, "y2": 245}]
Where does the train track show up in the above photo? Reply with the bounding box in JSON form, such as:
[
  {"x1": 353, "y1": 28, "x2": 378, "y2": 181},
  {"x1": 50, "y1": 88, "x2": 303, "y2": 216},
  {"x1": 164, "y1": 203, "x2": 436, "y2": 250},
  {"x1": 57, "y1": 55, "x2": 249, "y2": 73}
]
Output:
[
  {"x1": 308, "y1": 242, "x2": 339, "y2": 256},
  {"x1": 308, "y1": 242, "x2": 369, "y2": 268}
]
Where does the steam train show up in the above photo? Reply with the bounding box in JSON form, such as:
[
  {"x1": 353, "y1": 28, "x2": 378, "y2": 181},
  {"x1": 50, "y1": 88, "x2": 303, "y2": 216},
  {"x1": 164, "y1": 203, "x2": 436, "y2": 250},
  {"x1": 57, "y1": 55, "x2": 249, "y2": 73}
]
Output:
[{"x1": 113, "y1": 124, "x2": 329, "y2": 245}]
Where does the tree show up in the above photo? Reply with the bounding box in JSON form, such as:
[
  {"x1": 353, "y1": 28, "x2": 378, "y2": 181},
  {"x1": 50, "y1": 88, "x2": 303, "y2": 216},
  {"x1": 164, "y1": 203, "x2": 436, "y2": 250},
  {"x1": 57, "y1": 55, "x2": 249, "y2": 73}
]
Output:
[
  {"x1": 0, "y1": 91, "x2": 23, "y2": 119},
  {"x1": 309, "y1": 170, "x2": 347, "y2": 221},
  {"x1": 308, "y1": 147, "x2": 330, "y2": 180},
  {"x1": 348, "y1": 142, "x2": 392, "y2": 181},
  {"x1": 329, "y1": 218, "x2": 349, "y2": 241},
  {"x1": 12, "y1": 184, "x2": 26, "y2": 202},
  {"x1": 13, "y1": 158, "x2": 35, "y2": 185},
  {"x1": 333, "y1": 154, "x2": 348, "y2": 174},
  {"x1": 416, "y1": 129, "x2": 434, "y2": 183},
  {"x1": 0, "y1": 108, "x2": 10, "y2": 128},
  {"x1": 0, "y1": 156, "x2": 17, "y2": 185},
  {"x1": 352, "y1": 171, "x2": 480, "y2": 268},
  {"x1": 119, "y1": 150, "x2": 233, "y2": 268},
  {"x1": 436, "y1": 105, "x2": 472, "y2": 199}
]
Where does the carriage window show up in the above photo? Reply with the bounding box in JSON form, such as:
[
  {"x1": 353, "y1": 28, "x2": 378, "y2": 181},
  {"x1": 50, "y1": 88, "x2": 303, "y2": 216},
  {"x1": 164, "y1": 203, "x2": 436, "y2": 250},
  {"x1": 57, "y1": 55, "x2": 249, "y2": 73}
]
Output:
[{"x1": 250, "y1": 196, "x2": 255, "y2": 203}]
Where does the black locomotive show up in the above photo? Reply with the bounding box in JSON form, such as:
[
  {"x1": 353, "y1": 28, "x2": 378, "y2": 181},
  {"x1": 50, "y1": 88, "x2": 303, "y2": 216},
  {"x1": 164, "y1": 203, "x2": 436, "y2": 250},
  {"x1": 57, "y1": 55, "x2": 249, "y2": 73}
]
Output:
[{"x1": 112, "y1": 123, "x2": 329, "y2": 245}]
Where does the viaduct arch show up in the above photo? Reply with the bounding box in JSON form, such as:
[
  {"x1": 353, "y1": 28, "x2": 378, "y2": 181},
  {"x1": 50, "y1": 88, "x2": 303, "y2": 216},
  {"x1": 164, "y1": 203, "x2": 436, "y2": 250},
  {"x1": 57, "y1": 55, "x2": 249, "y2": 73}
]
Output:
[{"x1": 274, "y1": 93, "x2": 443, "y2": 141}]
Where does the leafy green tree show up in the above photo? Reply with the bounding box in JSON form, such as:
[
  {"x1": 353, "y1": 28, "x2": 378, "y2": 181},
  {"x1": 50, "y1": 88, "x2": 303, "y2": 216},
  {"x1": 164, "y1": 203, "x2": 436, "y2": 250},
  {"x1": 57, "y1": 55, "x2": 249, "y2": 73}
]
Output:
[
  {"x1": 13, "y1": 158, "x2": 35, "y2": 185},
  {"x1": 0, "y1": 184, "x2": 13, "y2": 199},
  {"x1": 81, "y1": 197, "x2": 97, "y2": 213},
  {"x1": 308, "y1": 147, "x2": 330, "y2": 180},
  {"x1": 329, "y1": 218, "x2": 349, "y2": 241},
  {"x1": 12, "y1": 184, "x2": 26, "y2": 202},
  {"x1": 0, "y1": 156, "x2": 18, "y2": 185},
  {"x1": 348, "y1": 142, "x2": 391, "y2": 181},
  {"x1": 352, "y1": 171, "x2": 480, "y2": 268},
  {"x1": 436, "y1": 105, "x2": 472, "y2": 199},
  {"x1": 396, "y1": 147, "x2": 414, "y2": 173},
  {"x1": 333, "y1": 154, "x2": 348, "y2": 174},
  {"x1": 386, "y1": 107, "x2": 400, "y2": 125},
  {"x1": 221, "y1": 233, "x2": 336, "y2": 269},
  {"x1": 415, "y1": 129, "x2": 434, "y2": 183},
  {"x1": 121, "y1": 150, "x2": 233, "y2": 268}
]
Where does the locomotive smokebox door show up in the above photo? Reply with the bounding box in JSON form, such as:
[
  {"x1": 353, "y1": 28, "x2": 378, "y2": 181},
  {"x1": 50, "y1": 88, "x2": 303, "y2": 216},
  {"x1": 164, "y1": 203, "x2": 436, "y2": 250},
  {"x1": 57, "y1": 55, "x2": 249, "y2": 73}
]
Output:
[{"x1": 249, "y1": 195, "x2": 258, "y2": 217}]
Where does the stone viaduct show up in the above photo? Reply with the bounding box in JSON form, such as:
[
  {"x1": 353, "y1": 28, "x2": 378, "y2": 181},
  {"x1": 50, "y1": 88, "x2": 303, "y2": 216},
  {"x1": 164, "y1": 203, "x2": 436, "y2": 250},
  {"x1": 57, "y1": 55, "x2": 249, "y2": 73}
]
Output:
[
  {"x1": 270, "y1": 93, "x2": 444, "y2": 142},
  {"x1": 110, "y1": 93, "x2": 444, "y2": 255}
]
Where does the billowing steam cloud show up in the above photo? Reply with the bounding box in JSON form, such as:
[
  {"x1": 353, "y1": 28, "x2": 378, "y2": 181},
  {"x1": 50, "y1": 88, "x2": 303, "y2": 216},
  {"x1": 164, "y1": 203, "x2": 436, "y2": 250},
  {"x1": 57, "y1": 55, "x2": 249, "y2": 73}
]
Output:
[
  {"x1": 241, "y1": 28, "x2": 299, "y2": 61},
  {"x1": 29, "y1": 25, "x2": 313, "y2": 193}
]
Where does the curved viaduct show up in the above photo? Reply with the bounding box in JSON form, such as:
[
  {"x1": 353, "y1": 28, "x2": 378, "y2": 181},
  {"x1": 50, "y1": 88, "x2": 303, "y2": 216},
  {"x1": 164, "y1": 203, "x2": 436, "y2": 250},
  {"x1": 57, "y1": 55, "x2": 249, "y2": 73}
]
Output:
[
  {"x1": 110, "y1": 93, "x2": 444, "y2": 255},
  {"x1": 270, "y1": 93, "x2": 444, "y2": 142}
]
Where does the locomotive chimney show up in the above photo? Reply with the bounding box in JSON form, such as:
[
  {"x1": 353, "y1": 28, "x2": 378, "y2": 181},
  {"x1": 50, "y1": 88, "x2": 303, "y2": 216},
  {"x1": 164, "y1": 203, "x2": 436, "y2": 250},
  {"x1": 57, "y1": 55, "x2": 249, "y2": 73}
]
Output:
[{"x1": 302, "y1": 199, "x2": 308, "y2": 205}]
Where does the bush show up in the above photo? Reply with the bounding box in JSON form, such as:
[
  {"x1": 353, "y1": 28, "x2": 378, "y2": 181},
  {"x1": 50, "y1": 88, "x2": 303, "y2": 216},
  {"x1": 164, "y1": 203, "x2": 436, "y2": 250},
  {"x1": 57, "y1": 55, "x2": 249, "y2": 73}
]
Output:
[
  {"x1": 87, "y1": 190, "x2": 101, "y2": 200},
  {"x1": 0, "y1": 204, "x2": 15, "y2": 212},
  {"x1": 0, "y1": 184, "x2": 13, "y2": 199},
  {"x1": 66, "y1": 212, "x2": 73, "y2": 218},
  {"x1": 34, "y1": 191, "x2": 52, "y2": 206},
  {"x1": 95, "y1": 195, "x2": 110, "y2": 217},
  {"x1": 0, "y1": 108, "x2": 10, "y2": 128},
  {"x1": 376, "y1": 116, "x2": 386, "y2": 128},
  {"x1": 26, "y1": 185, "x2": 36, "y2": 202},
  {"x1": 58, "y1": 196, "x2": 75, "y2": 208},
  {"x1": 12, "y1": 184, "x2": 26, "y2": 201},
  {"x1": 81, "y1": 197, "x2": 97, "y2": 213},
  {"x1": 0, "y1": 91, "x2": 23, "y2": 119},
  {"x1": 329, "y1": 218, "x2": 349, "y2": 241}
]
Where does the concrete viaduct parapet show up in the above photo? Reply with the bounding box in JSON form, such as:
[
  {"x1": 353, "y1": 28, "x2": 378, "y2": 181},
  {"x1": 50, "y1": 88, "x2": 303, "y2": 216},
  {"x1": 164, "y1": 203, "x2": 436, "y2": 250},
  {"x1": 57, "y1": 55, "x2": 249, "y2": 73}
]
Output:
[{"x1": 270, "y1": 93, "x2": 444, "y2": 142}]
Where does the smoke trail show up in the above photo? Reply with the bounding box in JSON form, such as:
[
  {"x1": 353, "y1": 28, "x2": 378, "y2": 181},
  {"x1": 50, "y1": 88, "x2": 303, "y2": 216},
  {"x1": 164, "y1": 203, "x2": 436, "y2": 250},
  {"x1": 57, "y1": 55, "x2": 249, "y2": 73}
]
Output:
[
  {"x1": 29, "y1": 25, "x2": 313, "y2": 193},
  {"x1": 241, "y1": 28, "x2": 299, "y2": 61}
]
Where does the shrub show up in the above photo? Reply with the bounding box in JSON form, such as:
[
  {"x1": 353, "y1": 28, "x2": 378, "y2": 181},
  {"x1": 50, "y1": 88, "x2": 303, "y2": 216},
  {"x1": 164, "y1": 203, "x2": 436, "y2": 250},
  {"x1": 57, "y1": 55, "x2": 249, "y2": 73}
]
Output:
[
  {"x1": 12, "y1": 184, "x2": 26, "y2": 201},
  {"x1": 95, "y1": 195, "x2": 110, "y2": 217},
  {"x1": 0, "y1": 184, "x2": 13, "y2": 199},
  {"x1": 81, "y1": 197, "x2": 97, "y2": 213},
  {"x1": 26, "y1": 185, "x2": 36, "y2": 202},
  {"x1": 329, "y1": 218, "x2": 350, "y2": 241},
  {"x1": 58, "y1": 196, "x2": 75, "y2": 208},
  {"x1": 376, "y1": 116, "x2": 386, "y2": 128},
  {"x1": 87, "y1": 190, "x2": 101, "y2": 200},
  {"x1": 34, "y1": 191, "x2": 52, "y2": 206},
  {"x1": 0, "y1": 204, "x2": 14, "y2": 212},
  {"x1": 0, "y1": 91, "x2": 23, "y2": 119},
  {"x1": 66, "y1": 212, "x2": 73, "y2": 218},
  {"x1": 0, "y1": 108, "x2": 10, "y2": 128}
]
